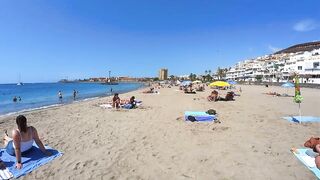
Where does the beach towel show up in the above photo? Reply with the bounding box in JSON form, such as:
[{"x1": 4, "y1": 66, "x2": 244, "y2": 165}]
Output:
[
  {"x1": 292, "y1": 148, "x2": 320, "y2": 179},
  {"x1": 99, "y1": 104, "x2": 113, "y2": 109},
  {"x1": 0, "y1": 168, "x2": 13, "y2": 180},
  {"x1": 184, "y1": 111, "x2": 216, "y2": 122},
  {"x1": 283, "y1": 116, "x2": 320, "y2": 123},
  {"x1": 0, "y1": 143, "x2": 62, "y2": 179}
]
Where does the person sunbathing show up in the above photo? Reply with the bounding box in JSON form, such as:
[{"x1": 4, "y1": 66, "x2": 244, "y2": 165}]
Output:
[
  {"x1": 123, "y1": 96, "x2": 137, "y2": 109},
  {"x1": 265, "y1": 92, "x2": 280, "y2": 96},
  {"x1": 112, "y1": 93, "x2": 121, "y2": 108},
  {"x1": 143, "y1": 88, "x2": 157, "y2": 93},
  {"x1": 207, "y1": 90, "x2": 218, "y2": 101},
  {"x1": 218, "y1": 92, "x2": 235, "y2": 101},
  {"x1": 3, "y1": 115, "x2": 51, "y2": 169},
  {"x1": 304, "y1": 137, "x2": 320, "y2": 169}
]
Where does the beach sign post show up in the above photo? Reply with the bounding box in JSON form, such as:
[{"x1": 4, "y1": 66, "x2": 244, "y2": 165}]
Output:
[{"x1": 293, "y1": 75, "x2": 303, "y2": 123}]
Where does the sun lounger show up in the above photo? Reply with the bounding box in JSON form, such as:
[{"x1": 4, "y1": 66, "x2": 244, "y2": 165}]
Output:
[
  {"x1": 0, "y1": 143, "x2": 62, "y2": 179},
  {"x1": 291, "y1": 148, "x2": 320, "y2": 179},
  {"x1": 184, "y1": 111, "x2": 216, "y2": 122},
  {"x1": 283, "y1": 116, "x2": 320, "y2": 123}
]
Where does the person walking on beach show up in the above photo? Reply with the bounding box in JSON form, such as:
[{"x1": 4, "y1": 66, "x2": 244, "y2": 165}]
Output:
[{"x1": 73, "y1": 90, "x2": 77, "y2": 100}]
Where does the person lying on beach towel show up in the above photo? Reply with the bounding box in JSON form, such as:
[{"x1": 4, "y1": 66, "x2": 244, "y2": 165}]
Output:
[
  {"x1": 218, "y1": 91, "x2": 235, "y2": 101},
  {"x1": 184, "y1": 87, "x2": 196, "y2": 94},
  {"x1": 264, "y1": 92, "x2": 280, "y2": 96},
  {"x1": 2, "y1": 115, "x2": 51, "y2": 170},
  {"x1": 143, "y1": 87, "x2": 158, "y2": 94},
  {"x1": 304, "y1": 137, "x2": 320, "y2": 169}
]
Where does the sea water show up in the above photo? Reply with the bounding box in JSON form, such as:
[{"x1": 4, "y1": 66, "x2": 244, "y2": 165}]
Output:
[{"x1": 0, "y1": 82, "x2": 144, "y2": 115}]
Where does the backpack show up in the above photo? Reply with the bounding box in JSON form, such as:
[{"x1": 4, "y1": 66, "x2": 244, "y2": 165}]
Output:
[{"x1": 206, "y1": 109, "x2": 217, "y2": 115}]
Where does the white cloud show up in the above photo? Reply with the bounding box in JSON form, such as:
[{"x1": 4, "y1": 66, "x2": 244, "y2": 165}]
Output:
[
  {"x1": 293, "y1": 19, "x2": 318, "y2": 32},
  {"x1": 268, "y1": 45, "x2": 281, "y2": 53}
]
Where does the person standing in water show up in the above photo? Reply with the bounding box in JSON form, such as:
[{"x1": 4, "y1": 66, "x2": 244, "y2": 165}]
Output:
[
  {"x1": 58, "y1": 91, "x2": 63, "y2": 101},
  {"x1": 13, "y1": 96, "x2": 17, "y2": 102},
  {"x1": 73, "y1": 90, "x2": 77, "y2": 100}
]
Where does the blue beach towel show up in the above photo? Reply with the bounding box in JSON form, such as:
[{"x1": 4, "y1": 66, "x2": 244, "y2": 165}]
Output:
[
  {"x1": 283, "y1": 116, "x2": 320, "y2": 123},
  {"x1": 292, "y1": 148, "x2": 320, "y2": 179},
  {"x1": 0, "y1": 143, "x2": 62, "y2": 179},
  {"x1": 184, "y1": 111, "x2": 216, "y2": 122}
]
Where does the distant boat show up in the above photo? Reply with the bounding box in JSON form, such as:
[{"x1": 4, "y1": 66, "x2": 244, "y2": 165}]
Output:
[{"x1": 17, "y1": 74, "x2": 24, "y2": 86}]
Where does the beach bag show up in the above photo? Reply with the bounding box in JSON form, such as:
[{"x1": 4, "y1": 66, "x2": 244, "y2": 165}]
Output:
[
  {"x1": 187, "y1": 116, "x2": 197, "y2": 122},
  {"x1": 206, "y1": 109, "x2": 217, "y2": 115}
]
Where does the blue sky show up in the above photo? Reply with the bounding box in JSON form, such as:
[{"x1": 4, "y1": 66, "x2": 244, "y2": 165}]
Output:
[{"x1": 0, "y1": 0, "x2": 320, "y2": 83}]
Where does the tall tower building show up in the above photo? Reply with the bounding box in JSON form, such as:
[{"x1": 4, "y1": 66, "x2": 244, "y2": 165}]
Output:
[{"x1": 159, "y1": 68, "x2": 168, "y2": 80}]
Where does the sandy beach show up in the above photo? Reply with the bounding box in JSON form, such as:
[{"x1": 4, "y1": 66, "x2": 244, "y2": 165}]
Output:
[{"x1": 0, "y1": 85, "x2": 319, "y2": 180}]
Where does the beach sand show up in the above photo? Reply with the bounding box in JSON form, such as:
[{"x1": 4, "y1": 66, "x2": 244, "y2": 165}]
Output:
[{"x1": 0, "y1": 85, "x2": 319, "y2": 180}]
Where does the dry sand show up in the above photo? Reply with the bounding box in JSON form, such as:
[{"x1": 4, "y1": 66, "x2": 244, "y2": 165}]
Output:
[{"x1": 0, "y1": 85, "x2": 319, "y2": 180}]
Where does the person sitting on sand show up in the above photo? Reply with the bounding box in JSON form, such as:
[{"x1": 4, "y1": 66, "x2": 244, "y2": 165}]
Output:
[
  {"x1": 2, "y1": 115, "x2": 51, "y2": 169},
  {"x1": 112, "y1": 93, "x2": 121, "y2": 108},
  {"x1": 123, "y1": 96, "x2": 137, "y2": 109},
  {"x1": 207, "y1": 90, "x2": 219, "y2": 101}
]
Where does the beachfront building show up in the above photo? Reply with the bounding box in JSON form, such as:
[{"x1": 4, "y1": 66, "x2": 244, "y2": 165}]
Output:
[
  {"x1": 226, "y1": 48, "x2": 320, "y2": 84},
  {"x1": 159, "y1": 68, "x2": 168, "y2": 80}
]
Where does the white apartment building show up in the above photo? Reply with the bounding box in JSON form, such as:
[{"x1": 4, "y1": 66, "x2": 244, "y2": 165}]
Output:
[{"x1": 226, "y1": 48, "x2": 320, "y2": 84}]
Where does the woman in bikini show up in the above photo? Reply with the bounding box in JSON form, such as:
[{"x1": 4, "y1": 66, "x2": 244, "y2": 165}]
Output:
[{"x1": 3, "y1": 115, "x2": 51, "y2": 169}]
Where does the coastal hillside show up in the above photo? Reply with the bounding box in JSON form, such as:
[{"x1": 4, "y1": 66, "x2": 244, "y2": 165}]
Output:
[{"x1": 275, "y1": 41, "x2": 320, "y2": 54}]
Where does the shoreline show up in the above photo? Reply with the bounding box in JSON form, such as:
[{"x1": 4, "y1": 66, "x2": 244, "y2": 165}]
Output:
[{"x1": 0, "y1": 84, "x2": 148, "y2": 118}]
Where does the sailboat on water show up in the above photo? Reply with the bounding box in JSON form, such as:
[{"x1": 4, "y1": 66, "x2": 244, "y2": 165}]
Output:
[{"x1": 17, "y1": 74, "x2": 24, "y2": 86}]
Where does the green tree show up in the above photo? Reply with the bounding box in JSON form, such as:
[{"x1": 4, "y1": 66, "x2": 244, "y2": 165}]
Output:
[{"x1": 216, "y1": 67, "x2": 225, "y2": 80}]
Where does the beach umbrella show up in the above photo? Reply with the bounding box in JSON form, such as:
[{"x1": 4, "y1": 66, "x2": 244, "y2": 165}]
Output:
[
  {"x1": 293, "y1": 75, "x2": 303, "y2": 122},
  {"x1": 227, "y1": 80, "x2": 237, "y2": 85},
  {"x1": 209, "y1": 81, "x2": 230, "y2": 87},
  {"x1": 281, "y1": 82, "x2": 294, "y2": 88},
  {"x1": 192, "y1": 80, "x2": 202, "y2": 84},
  {"x1": 181, "y1": 81, "x2": 192, "y2": 86},
  {"x1": 281, "y1": 82, "x2": 294, "y2": 95}
]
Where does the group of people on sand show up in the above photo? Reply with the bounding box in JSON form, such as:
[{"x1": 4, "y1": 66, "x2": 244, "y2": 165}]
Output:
[
  {"x1": 1, "y1": 115, "x2": 51, "y2": 170},
  {"x1": 207, "y1": 90, "x2": 235, "y2": 101},
  {"x1": 112, "y1": 93, "x2": 137, "y2": 109}
]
